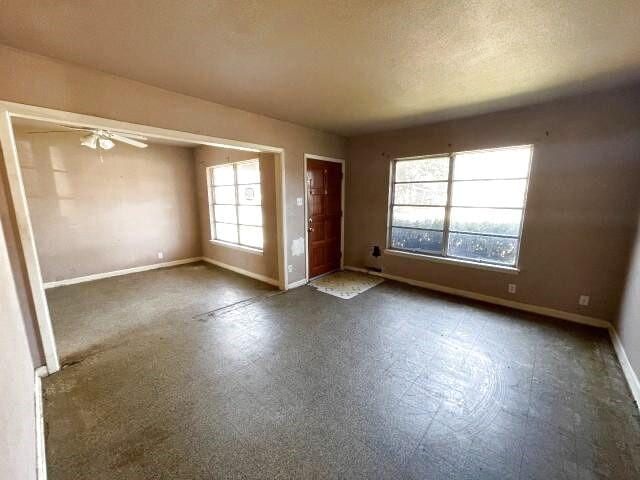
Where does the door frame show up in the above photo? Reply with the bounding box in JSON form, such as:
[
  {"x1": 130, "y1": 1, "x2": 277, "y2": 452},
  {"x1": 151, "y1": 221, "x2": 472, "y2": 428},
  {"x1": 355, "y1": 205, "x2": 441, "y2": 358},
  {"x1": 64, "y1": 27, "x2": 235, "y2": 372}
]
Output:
[
  {"x1": 0, "y1": 100, "x2": 289, "y2": 374},
  {"x1": 303, "y1": 154, "x2": 345, "y2": 282}
]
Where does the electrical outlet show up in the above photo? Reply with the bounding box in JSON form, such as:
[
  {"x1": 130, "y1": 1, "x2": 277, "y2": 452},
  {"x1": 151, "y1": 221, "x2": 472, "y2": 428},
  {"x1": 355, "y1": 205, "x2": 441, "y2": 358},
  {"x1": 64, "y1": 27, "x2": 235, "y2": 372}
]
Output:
[
  {"x1": 579, "y1": 295, "x2": 590, "y2": 306},
  {"x1": 287, "y1": 265, "x2": 293, "y2": 273},
  {"x1": 157, "y1": 251, "x2": 164, "y2": 260},
  {"x1": 508, "y1": 283, "x2": 516, "y2": 294},
  {"x1": 296, "y1": 197, "x2": 303, "y2": 206}
]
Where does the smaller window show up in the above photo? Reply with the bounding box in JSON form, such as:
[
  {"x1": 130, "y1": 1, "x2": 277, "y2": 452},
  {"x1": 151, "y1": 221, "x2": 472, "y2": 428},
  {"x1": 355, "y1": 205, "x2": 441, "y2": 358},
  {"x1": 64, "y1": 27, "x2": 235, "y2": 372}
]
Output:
[{"x1": 207, "y1": 159, "x2": 264, "y2": 251}]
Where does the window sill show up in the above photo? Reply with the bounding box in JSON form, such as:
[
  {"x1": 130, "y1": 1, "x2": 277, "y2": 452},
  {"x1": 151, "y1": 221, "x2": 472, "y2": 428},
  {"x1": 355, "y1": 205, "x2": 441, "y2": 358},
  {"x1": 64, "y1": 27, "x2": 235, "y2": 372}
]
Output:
[
  {"x1": 384, "y1": 249, "x2": 519, "y2": 274},
  {"x1": 209, "y1": 239, "x2": 263, "y2": 256}
]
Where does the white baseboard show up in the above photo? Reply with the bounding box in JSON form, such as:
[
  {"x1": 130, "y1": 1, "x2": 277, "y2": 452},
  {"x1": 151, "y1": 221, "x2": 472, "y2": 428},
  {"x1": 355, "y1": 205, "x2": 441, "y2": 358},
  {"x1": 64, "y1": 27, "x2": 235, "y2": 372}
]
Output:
[
  {"x1": 201, "y1": 257, "x2": 279, "y2": 287},
  {"x1": 42, "y1": 257, "x2": 202, "y2": 289},
  {"x1": 343, "y1": 266, "x2": 610, "y2": 329},
  {"x1": 344, "y1": 266, "x2": 369, "y2": 274},
  {"x1": 609, "y1": 327, "x2": 640, "y2": 407},
  {"x1": 35, "y1": 366, "x2": 48, "y2": 480},
  {"x1": 286, "y1": 278, "x2": 308, "y2": 290}
]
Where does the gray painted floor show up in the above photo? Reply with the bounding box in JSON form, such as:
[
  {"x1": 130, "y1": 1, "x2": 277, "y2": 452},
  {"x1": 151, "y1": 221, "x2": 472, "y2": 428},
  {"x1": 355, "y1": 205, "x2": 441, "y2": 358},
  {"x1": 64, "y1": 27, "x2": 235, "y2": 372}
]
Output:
[
  {"x1": 44, "y1": 264, "x2": 640, "y2": 479},
  {"x1": 46, "y1": 262, "x2": 276, "y2": 362}
]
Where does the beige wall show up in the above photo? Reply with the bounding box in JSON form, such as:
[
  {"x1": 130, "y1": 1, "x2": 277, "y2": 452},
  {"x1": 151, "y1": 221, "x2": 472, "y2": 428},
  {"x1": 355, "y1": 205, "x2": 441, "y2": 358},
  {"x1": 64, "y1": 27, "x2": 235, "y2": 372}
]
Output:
[
  {"x1": 346, "y1": 85, "x2": 640, "y2": 323},
  {"x1": 195, "y1": 147, "x2": 278, "y2": 281},
  {"x1": 14, "y1": 127, "x2": 200, "y2": 283},
  {"x1": 0, "y1": 45, "x2": 346, "y2": 283},
  {"x1": 0, "y1": 203, "x2": 37, "y2": 480},
  {"x1": 618, "y1": 213, "x2": 640, "y2": 381}
]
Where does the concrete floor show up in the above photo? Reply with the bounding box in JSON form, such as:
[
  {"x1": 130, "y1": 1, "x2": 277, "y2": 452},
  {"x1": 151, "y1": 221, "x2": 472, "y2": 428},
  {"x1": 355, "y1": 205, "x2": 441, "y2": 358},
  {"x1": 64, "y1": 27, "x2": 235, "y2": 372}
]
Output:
[{"x1": 44, "y1": 264, "x2": 640, "y2": 479}]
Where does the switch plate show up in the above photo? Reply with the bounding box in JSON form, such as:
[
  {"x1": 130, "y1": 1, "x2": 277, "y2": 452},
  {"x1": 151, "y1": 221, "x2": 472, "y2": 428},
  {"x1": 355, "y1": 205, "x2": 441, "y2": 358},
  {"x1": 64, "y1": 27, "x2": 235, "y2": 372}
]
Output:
[
  {"x1": 287, "y1": 265, "x2": 294, "y2": 273},
  {"x1": 296, "y1": 197, "x2": 303, "y2": 206},
  {"x1": 579, "y1": 295, "x2": 590, "y2": 306},
  {"x1": 508, "y1": 283, "x2": 516, "y2": 294},
  {"x1": 157, "y1": 251, "x2": 164, "y2": 260}
]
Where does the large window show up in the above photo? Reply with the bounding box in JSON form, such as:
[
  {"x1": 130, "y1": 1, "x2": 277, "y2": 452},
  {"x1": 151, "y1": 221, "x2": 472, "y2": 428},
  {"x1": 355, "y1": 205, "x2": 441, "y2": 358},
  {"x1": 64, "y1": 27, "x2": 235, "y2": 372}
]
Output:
[
  {"x1": 388, "y1": 145, "x2": 532, "y2": 267},
  {"x1": 207, "y1": 159, "x2": 263, "y2": 251}
]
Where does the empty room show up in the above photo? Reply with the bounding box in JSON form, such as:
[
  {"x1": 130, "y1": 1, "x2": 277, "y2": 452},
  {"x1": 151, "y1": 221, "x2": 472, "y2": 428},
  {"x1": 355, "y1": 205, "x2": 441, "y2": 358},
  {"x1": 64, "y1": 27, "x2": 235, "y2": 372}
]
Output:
[{"x1": 1, "y1": 2, "x2": 639, "y2": 480}]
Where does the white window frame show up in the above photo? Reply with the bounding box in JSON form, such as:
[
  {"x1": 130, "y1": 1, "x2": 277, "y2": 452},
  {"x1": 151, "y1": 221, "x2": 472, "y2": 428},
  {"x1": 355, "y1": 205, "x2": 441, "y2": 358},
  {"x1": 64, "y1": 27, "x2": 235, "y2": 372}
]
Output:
[
  {"x1": 387, "y1": 145, "x2": 533, "y2": 270},
  {"x1": 207, "y1": 159, "x2": 264, "y2": 253}
]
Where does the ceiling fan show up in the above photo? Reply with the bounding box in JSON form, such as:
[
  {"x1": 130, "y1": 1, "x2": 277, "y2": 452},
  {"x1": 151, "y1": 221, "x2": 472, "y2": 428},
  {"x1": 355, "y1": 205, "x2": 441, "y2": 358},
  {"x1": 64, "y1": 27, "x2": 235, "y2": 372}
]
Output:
[{"x1": 27, "y1": 124, "x2": 148, "y2": 150}]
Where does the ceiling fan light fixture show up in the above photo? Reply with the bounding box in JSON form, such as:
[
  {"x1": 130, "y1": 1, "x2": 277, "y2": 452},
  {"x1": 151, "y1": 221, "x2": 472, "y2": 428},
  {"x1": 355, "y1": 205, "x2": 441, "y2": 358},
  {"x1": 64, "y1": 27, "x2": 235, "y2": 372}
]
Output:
[
  {"x1": 98, "y1": 137, "x2": 115, "y2": 150},
  {"x1": 80, "y1": 133, "x2": 98, "y2": 149}
]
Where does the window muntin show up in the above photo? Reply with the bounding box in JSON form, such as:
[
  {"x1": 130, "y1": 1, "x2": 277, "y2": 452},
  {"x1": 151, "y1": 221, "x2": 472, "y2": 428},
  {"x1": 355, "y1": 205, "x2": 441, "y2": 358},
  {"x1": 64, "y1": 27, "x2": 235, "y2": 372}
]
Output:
[
  {"x1": 207, "y1": 159, "x2": 264, "y2": 250},
  {"x1": 389, "y1": 145, "x2": 532, "y2": 267}
]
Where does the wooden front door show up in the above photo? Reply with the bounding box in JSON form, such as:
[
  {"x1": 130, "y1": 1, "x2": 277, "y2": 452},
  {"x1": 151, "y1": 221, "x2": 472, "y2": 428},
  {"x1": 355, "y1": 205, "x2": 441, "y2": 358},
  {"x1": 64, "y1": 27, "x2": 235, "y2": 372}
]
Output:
[{"x1": 307, "y1": 159, "x2": 342, "y2": 279}]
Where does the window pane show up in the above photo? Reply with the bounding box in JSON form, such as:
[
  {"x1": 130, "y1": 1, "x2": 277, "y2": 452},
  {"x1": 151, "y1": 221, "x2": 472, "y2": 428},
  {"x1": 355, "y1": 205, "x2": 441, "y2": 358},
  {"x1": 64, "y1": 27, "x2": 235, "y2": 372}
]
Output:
[
  {"x1": 214, "y1": 186, "x2": 236, "y2": 204},
  {"x1": 392, "y1": 206, "x2": 444, "y2": 230},
  {"x1": 237, "y1": 160, "x2": 260, "y2": 184},
  {"x1": 209, "y1": 208, "x2": 215, "y2": 235},
  {"x1": 390, "y1": 227, "x2": 443, "y2": 254},
  {"x1": 450, "y1": 207, "x2": 522, "y2": 236},
  {"x1": 451, "y1": 179, "x2": 526, "y2": 208},
  {"x1": 214, "y1": 205, "x2": 237, "y2": 224},
  {"x1": 239, "y1": 225, "x2": 263, "y2": 249},
  {"x1": 238, "y1": 205, "x2": 263, "y2": 226},
  {"x1": 395, "y1": 157, "x2": 449, "y2": 182},
  {"x1": 213, "y1": 164, "x2": 234, "y2": 186},
  {"x1": 453, "y1": 146, "x2": 531, "y2": 180},
  {"x1": 393, "y1": 182, "x2": 448, "y2": 206},
  {"x1": 238, "y1": 183, "x2": 261, "y2": 205},
  {"x1": 447, "y1": 232, "x2": 518, "y2": 265},
  {"x1": 215, "y1": 223, "x2": 238, "y2": 243}
]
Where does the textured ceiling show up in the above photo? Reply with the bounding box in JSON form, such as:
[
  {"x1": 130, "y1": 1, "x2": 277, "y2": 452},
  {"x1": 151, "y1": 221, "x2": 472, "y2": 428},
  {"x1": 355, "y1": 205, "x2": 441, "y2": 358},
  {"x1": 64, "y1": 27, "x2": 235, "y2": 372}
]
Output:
[{"x1": 1, "y1": 1, "x2": 640, "y2": 136}]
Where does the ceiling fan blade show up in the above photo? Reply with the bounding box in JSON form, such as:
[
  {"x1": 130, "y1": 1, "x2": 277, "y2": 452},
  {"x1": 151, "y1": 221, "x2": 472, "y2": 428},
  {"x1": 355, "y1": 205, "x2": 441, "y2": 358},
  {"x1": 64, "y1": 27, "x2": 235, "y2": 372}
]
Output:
[
  {"x1": 109, "y1": 131, "x2": 147, "y2": 141},
  {"x1": 50, "y1": 125, "x2": 147, "y2": 141},
  {"x1": 25, "y1": 130, "x2": 78, "y2": 134},
  {"x1": 108, "y1": 133, "x2": 148, "y2": 148},
  {"x1": 56, "y1": 124, "x2": 93, "y2": 132}
]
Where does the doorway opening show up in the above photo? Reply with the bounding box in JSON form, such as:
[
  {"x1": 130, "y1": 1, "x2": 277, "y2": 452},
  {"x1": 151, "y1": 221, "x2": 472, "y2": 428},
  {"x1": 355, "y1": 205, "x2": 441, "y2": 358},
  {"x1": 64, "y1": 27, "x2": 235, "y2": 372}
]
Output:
[{"x1": 0, "y1": 102, "x2": 288, "y2": 374}]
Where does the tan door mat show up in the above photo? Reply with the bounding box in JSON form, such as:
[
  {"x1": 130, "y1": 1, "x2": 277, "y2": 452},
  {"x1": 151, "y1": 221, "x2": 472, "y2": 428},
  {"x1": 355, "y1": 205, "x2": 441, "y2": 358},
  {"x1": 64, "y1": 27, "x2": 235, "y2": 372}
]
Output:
[{"x1": 309, "y1": 270, "x2": 384, "y2": 299}]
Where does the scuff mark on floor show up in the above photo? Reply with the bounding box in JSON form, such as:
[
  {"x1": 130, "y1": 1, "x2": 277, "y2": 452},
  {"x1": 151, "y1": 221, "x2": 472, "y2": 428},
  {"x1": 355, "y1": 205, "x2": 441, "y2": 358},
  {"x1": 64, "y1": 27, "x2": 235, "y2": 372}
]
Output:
[{"x1": 193, "y1": 289, "x2": 286, "y2": 322}]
